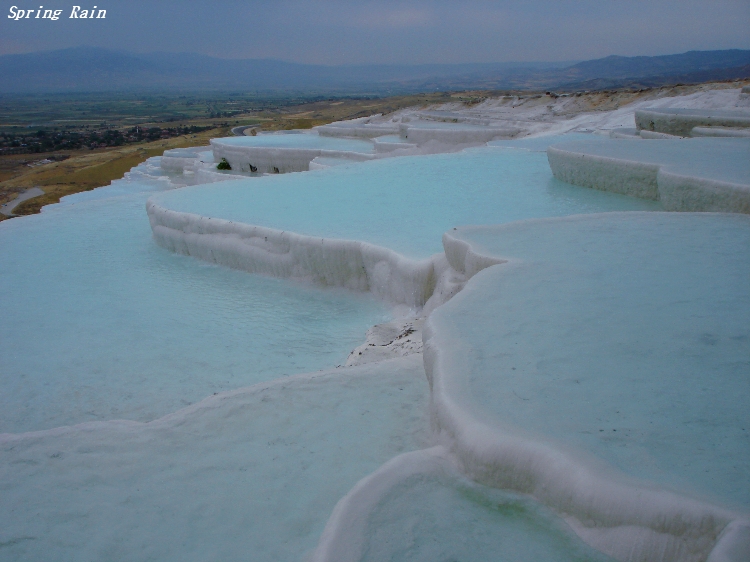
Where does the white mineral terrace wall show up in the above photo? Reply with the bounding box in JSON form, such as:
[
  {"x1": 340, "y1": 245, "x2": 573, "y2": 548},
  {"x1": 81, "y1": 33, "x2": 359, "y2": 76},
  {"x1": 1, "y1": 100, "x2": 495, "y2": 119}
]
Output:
[
  {"x1": 316, "y1": 121, "x2": 519, "y2": 144},
  {"x1": 316, "y1": 123, "x2": 400, "y2": 138},
  {"x1": 424, "y1": 317, "x2": 748, "y2": 562},
  {"x1": 210, "y1": 142, "x2": 376, "y2": 174},
  {"x1": 547, "y1": 148, "x2": 662, "y2": 200},
  {"x1": 160, "y1": 148, "x2": 206, "y2": 173},
  {"x1": 635, "y1": 109, "x2": 750, "y2": 137},
  {"x1": 547, "y1": 146, "x2": 750, "y2": 213},
  {"x1": 160, "y1": 155, "x2": 201, "y2": 172},
  {"x1": 398, "y1": 123, "x2": 520, "y2": 144},
  {"x1": 373, "y1": 138, "x2": 417, "y2": 153},
  {"x1": 146, "y1": 201, "x2": 482, "y2": 312},
  {"x1": 691, "y1": 126, "x2": 750, "y2": 138}
]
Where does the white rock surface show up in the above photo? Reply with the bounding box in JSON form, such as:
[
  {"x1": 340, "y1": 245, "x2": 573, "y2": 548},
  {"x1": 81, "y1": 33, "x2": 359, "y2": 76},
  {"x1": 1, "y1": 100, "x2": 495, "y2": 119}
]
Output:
[
  {"x1": 346, "y1": 317, "x2": 424, "y2": 366},
  {"x1": 635, "y1": 107, "x2": 750, "y2": 136},
  {"x1": 548, "y1": 138, "x2": 750, "y2": 212}
]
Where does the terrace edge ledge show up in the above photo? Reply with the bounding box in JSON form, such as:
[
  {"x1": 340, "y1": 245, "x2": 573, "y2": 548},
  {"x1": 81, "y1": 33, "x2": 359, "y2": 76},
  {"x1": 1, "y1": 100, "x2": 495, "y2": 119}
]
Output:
[{"x1": 547, "y1": 138, "x2": 750, "y2": 214}]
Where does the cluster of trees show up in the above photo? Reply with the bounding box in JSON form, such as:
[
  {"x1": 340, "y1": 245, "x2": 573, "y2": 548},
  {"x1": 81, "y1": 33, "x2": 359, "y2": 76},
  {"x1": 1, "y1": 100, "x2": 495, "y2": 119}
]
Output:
[{"x1": 0, "y1": 125, "x2": 213, "y2": 154}]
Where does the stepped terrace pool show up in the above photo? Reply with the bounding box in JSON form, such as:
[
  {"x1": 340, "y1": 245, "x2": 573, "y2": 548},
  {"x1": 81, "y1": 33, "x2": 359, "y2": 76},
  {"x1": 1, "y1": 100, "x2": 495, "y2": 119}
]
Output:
[
  {"x1": 151, "y1": 144, "x2": 660, "y2": 260},
  {"x1": 0, "y1": 181, "x2": 387, "y2": 433},
  {"x1": 3, "y1": 129, "x2": 746, "y2": 561}
]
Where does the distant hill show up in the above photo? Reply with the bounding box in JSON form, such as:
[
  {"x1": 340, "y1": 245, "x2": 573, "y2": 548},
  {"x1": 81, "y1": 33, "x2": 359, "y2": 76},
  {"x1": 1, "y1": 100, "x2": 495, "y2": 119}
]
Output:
[
  {"x1": 395, "y1": 50, "x2": 750, "y2": 92},
  {"x1": 0, "y1": 47, "x2": 748, "y2": 94}
]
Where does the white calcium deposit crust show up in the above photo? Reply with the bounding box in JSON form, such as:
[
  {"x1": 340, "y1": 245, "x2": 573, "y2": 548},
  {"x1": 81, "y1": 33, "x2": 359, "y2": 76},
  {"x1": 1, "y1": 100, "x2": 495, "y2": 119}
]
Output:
[
  {"x1": 635, "y1": 108, "x2": 750, "y2": 137},
  {"x1": 548, "y1": 138, "x2": 750, "y2": 212},
  {"x1": 146, "y1": 200, "x2": 455, "y2": 311}
]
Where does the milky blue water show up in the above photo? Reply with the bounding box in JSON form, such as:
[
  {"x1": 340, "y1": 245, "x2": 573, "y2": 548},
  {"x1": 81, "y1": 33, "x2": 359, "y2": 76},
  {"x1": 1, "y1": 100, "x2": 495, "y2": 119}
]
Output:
[
  {"x1": 212, "y1": 132, "x2": 376, "y2": 152},
  {"x1": 361, "y1": 472, "x2": 613, "y2": 562},
  {"x1": 0, "y1": 182, "x2": 388, "y2": 433},
  {"x1": 153, "y1": 145, "x2": 661, "y2": 259},
  {"x1": 435, "y1": 213, "x2": 750, "y2": 510},
  {"x1": 0, "y1": 356, "x2": 429, "y2": 562}
]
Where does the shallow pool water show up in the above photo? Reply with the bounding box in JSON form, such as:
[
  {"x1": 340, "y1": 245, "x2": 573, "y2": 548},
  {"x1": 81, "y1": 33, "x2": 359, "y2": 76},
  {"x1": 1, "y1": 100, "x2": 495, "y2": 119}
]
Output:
[
  {"x1": 0, "y1": 187, "x2": 387, "y2": 433},
  {"x1": 152, "y1": 145, "x2": 661, "y2": 259},
  {"x1": 433, "y1": 213, "x2": 750, "y2": 510},
  {"x1": 360, "y1": 472, "x2": 613, "y2": 562},
  {"x1": 0, "y1": 356, "x2": 429, "y2": 562}
]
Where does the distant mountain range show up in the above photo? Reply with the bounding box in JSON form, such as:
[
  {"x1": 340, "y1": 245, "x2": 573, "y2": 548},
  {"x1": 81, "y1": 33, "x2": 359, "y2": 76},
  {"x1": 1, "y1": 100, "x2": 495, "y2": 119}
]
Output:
[{"x1": 0, "y1": 47, "x2": 748, "y2": 94}]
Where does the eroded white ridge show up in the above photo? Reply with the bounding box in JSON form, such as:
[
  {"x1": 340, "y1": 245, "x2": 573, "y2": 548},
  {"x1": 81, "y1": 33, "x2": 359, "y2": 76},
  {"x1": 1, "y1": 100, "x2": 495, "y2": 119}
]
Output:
[{"x1": 146, "y1": 200, "x2": 468, "y2": 312}]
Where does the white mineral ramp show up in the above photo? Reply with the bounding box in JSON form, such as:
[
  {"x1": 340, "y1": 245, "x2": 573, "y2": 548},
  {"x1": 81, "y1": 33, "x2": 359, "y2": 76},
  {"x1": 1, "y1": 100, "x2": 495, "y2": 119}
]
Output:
[
  {"x1": 547, "y1": 137, "x2": 750, "y2": 213},
  {"x1": 426, "y1": 213, "x2": 750, "y2": 562}
]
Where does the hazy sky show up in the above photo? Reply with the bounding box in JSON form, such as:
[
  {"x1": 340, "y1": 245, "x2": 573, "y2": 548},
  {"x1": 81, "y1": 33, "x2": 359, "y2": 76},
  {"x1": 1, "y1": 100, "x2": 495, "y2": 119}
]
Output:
[{"x1": 2, "y1": 0, "x2": 749, "y2": 64}]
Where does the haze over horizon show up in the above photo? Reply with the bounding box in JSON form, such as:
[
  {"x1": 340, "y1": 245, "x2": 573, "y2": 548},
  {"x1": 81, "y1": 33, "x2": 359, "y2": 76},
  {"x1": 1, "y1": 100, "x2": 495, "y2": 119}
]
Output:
[{"x1": 1, "y1": 0, "x2": 749, "y2": 65}]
